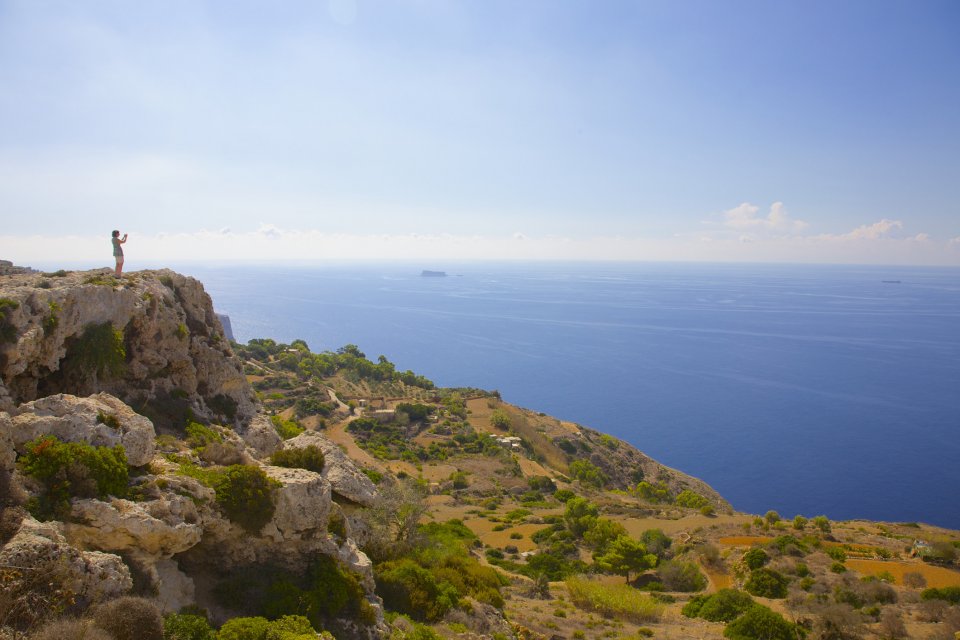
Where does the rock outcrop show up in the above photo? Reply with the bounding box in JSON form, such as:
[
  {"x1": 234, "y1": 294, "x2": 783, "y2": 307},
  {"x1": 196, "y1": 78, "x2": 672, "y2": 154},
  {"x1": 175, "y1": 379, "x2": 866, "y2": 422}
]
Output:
[
  {"x1": 7, "y1": 393, "x2": 155, "y2": 466},
  {"x1": 0, "y1": 269, "x2": 383, "y2": 631},
  {"x1": 283, "y1": 430, "x2": 378, "y2": 506},
  {"x1": 0, "y1": 269, "x2": 256, "y2": 431}
]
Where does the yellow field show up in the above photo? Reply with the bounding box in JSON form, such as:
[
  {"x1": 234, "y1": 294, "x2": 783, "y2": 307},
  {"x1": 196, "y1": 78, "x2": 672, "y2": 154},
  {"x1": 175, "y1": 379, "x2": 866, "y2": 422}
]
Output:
[{"x1": 847, "y1": 559, "x2": 960, "y2": 588}]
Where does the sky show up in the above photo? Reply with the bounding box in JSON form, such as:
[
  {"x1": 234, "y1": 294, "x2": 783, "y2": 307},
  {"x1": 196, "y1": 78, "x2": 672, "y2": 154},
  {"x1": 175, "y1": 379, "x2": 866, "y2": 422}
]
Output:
[{"x1": 1, "y1": 0, "x2": 959, "y2": 266}]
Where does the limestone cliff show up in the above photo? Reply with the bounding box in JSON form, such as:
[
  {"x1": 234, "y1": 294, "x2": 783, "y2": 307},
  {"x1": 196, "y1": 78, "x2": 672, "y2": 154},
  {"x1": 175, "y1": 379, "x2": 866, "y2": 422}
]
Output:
[{"x1": 0, "y1": 269, "x2": 384, "y2": 635}]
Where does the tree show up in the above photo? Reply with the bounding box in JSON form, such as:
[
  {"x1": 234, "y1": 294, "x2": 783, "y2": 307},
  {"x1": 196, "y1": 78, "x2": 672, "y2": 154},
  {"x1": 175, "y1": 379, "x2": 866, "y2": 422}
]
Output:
[
  {"x1": 356, "y1": 479, "x2": 428, "y2": 561},
  {"x1": 656, "y1": 560, "x2": 707, "y2": 592},
  {"x1": 584, "y1": 518, "x2": 627, "y2": 555},
  {"x1": 563, "y1": 497, "x2": 599, "y2": 538},
  {"x1": 596, "y1": 535, "x2": 657, "y2": 583}
]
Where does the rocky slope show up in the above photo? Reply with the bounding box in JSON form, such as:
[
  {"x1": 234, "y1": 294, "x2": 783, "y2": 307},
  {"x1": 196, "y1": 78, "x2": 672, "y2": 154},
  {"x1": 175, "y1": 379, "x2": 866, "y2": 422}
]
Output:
[{"x1": 0, "y1": 268, "x2": 384, "y2": 636}]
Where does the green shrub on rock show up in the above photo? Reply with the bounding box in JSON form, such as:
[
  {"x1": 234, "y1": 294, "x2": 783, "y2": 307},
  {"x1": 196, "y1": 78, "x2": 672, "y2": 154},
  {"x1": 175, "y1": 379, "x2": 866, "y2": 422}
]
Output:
[
  {"x1": 269, "y1": 446, "x2": 325, "y2": 473},
  {"x1": 19, "y1": 435, "x2": 128, "y2": 520},
  {"x1": 212, "y1": 465, "x2": 279, "y2": 533}
]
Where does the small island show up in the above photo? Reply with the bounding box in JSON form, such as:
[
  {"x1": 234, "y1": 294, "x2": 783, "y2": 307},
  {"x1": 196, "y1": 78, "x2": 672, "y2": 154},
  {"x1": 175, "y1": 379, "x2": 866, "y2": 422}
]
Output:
[{"x1": 421, "y1": 270, "x2": 447, "y2": 277}]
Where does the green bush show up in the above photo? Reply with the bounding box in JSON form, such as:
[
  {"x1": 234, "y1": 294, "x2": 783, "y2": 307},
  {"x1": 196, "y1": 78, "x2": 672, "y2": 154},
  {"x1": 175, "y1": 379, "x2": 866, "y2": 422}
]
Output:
[
  {"x1": 270, "y1": 415, "x2": 304, "y2": 440},
  {"x1": 674, "y1": 490, "x2": 710, "y2": 510},
  {"x1": 185, "y1": 422, "x2": 222, "y2": 450},
  {"x1": 376, "y1": 558, "x2": 458, "y2": 621},
  {"x1": 723, "y1": 605, "x2": 800, "y2": 640},
  {"x1": 825, "y1": 546, "x2": 847, "y2": 562},
  {"x1": 217, "y1": 617, "x2": 271, "y2": 640},
  {"x1": 214, "y1": 557, "x2": 371, "y2": 631},
  {"x1": 634, "y1": 481, "x2": 671, "y2": 504},
  {"x1": 682, "y1": 589, "x2": 755, "y2": 622},
  {"x1": 656, "y1": 560, "x2": 707, "y2": 592},
  {"x1": 744, "y1": 568, "x2": 789, "y2": 599},
  {"x1": 162, "y1": 612, "x2": 215, "y2": 640},
  {"x1": 742, "y1": 548, "x2": 769, "y2": 570},
  {"x1": 70, "y1": 321, "x2": 126, "y2": 379},
  {"x1": 921, "y1": 585, "x2": 960, "y2": 604},
  {"x1": 0, "y1": 298, "x2": 19, "y2": 344},
  {"x1": 212, "y1": 465, "x2": 279, "y2": 533},
  {"x1": 269, "y1": 446, "x2": 325, "y2": 473},
  {"x1": 568, "y1": 460, "x2": 607, "y2": 488},
  {"x1": 397, "y1": 403, "x2": 434, "y2": 422},
  {"x1": 489, "y1": 408, "x2": 511, "y2": 430},
  {"x1": 19, "y1": 435, "x2": 128, "y2": 520}
]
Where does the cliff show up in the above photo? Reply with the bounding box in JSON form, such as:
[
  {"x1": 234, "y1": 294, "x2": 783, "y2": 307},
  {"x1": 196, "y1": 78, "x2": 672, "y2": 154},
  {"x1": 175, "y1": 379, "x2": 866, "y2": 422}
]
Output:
[{"x1": 0, "y1": 268, "x2": 384, "y2": 637}]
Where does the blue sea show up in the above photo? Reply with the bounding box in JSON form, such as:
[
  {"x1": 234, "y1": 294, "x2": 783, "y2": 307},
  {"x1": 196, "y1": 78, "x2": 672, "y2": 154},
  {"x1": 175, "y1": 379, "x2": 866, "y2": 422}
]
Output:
[{"x1": 179, "y1": 262, "x2": 960, "y2": 529}]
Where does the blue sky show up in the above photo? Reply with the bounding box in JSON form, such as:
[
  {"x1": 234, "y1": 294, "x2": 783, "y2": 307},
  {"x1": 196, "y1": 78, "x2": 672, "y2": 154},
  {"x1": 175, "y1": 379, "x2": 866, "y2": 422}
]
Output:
[{"x1": 1, "y1": 0, "x2": 959, "y2": 264}]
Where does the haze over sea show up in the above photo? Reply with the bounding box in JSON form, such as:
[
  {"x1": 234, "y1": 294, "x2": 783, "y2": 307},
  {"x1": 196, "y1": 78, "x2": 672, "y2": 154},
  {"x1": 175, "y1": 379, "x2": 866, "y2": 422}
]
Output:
[{"x1": 183, "y1": 262, "x2": 960, "y2": 529}]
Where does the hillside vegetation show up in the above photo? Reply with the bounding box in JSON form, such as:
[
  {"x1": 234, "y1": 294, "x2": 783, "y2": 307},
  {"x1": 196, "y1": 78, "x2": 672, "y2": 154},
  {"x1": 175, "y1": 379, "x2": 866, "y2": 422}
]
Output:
[{"x1": 0, "y1": 267, "x2": 958, "y2": 640}]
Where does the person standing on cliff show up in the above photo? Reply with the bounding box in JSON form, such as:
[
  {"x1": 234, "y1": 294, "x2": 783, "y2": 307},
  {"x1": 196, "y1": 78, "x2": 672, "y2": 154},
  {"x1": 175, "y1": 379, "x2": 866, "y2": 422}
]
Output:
[{"x1": 112, "y1": 230, "x2": 128, "y2": 276}]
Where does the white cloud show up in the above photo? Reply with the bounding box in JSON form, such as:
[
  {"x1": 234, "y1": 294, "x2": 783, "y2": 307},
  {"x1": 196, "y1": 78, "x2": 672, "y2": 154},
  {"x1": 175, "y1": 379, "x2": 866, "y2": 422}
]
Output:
[
  {"x1": 722, "y1": 201, "x2": 808, "y2": 233},
  {"x1": 842, "y1": 219, "x2": 903, "y2": 240}
]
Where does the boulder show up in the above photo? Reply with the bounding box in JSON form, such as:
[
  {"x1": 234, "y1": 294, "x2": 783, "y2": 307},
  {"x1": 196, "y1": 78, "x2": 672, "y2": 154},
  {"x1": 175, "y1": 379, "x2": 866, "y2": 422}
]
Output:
[
  {"x1": 283, "y1": 430, "x2": 377, "y2": 506},
  {"x1": 261, "y1": 465, "x2": 331, "y2": 541},
  {"x1": 0, "y1": 515, "x2": 132, "y2": 604},
  {"x1": 7, "y1": 393, "x2": 155, "y2": 466},
  {"x1": 63, "y1": 495, "x2": 203, "y2": 560}
]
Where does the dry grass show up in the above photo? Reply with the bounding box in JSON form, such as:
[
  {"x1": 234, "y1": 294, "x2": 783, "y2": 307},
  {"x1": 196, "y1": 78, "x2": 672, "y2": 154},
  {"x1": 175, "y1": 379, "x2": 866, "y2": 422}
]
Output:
[
  {"x1": 718, "y1": 536, "x2": 774, "y2": 547},
  {"x1": 846, "y1": 559, "x2": 960, "y2": 588},
  {"x1": 564, "y1": 576, "x2": 666, "y2": 623}
]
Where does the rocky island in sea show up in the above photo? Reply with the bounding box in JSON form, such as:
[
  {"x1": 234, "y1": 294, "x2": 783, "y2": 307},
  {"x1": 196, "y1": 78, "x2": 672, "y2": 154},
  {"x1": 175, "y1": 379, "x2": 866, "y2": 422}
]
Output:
[{"x1": 0, "y1": 264, "x2": 958, "y2": 640}]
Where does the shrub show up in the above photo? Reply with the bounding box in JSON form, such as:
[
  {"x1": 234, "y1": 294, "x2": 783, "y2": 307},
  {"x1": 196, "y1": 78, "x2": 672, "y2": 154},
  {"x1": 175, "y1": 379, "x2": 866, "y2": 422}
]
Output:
[
  {"x1": 656, "y1": 560, "x2": 707, "y2": 592},
  {"x1": 269, "y1": 446, "x2": 325, "y2": 473},
  {"x1": 742, "y1": 548, "x2": 769, "y2": 570},
  {"x1": 723, "y1": 605, "x2": 800, "y2": 640},
  {"x1": 674, "y1": 490, "x2": 710, "y2": 510},
  {"x1": 744, "y1": 568, "x2": 789, "y2": 599},
  {"x1": 19, "y1": 435, "x2": 128, "y2": 520},
  {"x1": 568, "y1": 460, "x2": 607, "y2": 488},
  {"x1": 96, "y1": 411, "x2": 122, "y2": 430},
  {"x1": 564, "y1": 576, "x2": 665, "y2": 623},
  {"x1": 215, "y1": 557, "x2": 370, "y2": 630},
  {"x1": 217, "y1": 617, "x2": 271, "y2": 640},
  {"x1": 162, "y1": 612, "x2": 215, "y2": 640},
  {"x1": 212, "y1": 465, "x2": 279, "y2": 533},
  {"x1": 553, "y1": 489, "x2": 575, "y2": 503},
  {"x1": 185, "y1": 422, "x2": 222, "y2": 450},
  {"x1": 0, "y1": 298, "x2": 19, "y2": 344},
  {"x1": 793, "y1": 515, "x2": 808, "y2": 530},
  {"x1": 634, "y1": 481, "x2": 670, "y2": 504},
  {"x1": 90, "y1": 596, "x2": 164, "y2": 640},
  {"x1": 70, "y1": 321, "x2": 126, "y2": 379},
  {"x1": 489, "y1": 408, "x2": 511, "y2": 430},
  {"x1": 270, "y1": 415, "x2": 304, "y2": 440},
  {"x1": 682, "y1": 589, "x2": 755, "y2": 622},
  {"x1": 921, "y1": 585, "x2": 960, "y2": 604},
  {"x1": 28, "y1": 618, "x2": 111, "y2": 640},
  {"x1": 376, "y1": 558, "x2": 458, "y2": 621},
  {"x1": 826, "y1": 546, "x2": 847, "y2": 562}
]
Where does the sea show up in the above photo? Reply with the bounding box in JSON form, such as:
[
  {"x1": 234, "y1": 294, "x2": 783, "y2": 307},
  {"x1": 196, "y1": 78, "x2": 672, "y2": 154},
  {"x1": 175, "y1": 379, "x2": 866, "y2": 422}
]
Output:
[{"x1": 174, "y1": 261, "x2": 960, "y2": 529}]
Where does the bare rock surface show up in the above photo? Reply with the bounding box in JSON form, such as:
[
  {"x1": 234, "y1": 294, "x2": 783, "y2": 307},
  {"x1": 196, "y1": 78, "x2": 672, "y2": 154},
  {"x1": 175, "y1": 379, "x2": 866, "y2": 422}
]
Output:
[
  {"x1": 7, "y1": 393, "x2": 155, "y2": 466},
  {"x1": 261, "y1": 465, "x2": 332, "y2": 541},
  {"x1": 0, "y1": 269, "x2": 255, "y2": 430},
  {"x1": 284, "y1": 430, "x2": 378, "y2": 506},
  {"x1": 0, "y1": 515, "x2": 132, "y2": 603}
]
